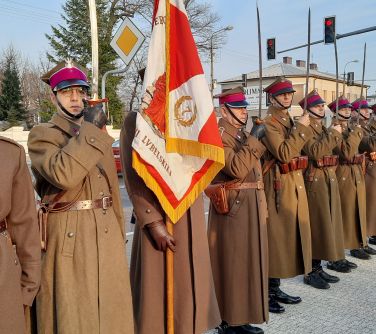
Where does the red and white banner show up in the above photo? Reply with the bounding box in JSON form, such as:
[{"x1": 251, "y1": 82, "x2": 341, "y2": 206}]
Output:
[{"x1": 132, "y1": 0, "x2": 224, "y2": 223}]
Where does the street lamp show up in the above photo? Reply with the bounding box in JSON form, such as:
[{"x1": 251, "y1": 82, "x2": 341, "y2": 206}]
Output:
[
  {"x1": 210, "y1": 25, "x2": 233, "y2": 97},
  {"x1": 343, "y1": 59, "x2": 359, "y2": 95}
]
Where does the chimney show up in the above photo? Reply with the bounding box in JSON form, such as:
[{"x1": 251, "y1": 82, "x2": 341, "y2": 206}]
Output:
[
  {"x1": 310, "y1": 63, "x2": 318, "y2": 71},
  {"x1": 296, "y1": 60, "x2": 306, "y2": 67},
  {"x1": 283, "y1": 56, "x2": 292, "y2": 64}
]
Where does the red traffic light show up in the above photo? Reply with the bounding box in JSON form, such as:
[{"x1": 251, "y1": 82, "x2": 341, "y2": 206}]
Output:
[
  {"x1": 268, "y1": 39, "x2": 274, "y2": 46},
  {"x1": 325, "y1": 19, "x2": 333, "y2": 26}
]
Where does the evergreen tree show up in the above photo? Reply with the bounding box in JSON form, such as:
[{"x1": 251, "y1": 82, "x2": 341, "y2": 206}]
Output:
[
  {"x1": 0, "y1": 48, "x2": 25, "y2": 124},
  {"x1": 46, "y1": 0, "x2": 124, "y2": 127}
]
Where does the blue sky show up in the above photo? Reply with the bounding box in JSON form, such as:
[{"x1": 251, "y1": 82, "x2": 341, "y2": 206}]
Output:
[{"x1": 0, "y1": 0, "x2": 375, "y2": 93}]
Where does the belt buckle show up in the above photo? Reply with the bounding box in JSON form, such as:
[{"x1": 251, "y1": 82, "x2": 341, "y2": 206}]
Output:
[
  {"x1": 102, "y1": 196, "x2": 112, "y2": 210},
  {"x1": 256, "y1": 180, "x2": 263, "y2": 190}
]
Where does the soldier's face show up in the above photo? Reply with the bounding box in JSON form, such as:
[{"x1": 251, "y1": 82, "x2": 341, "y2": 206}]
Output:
[
  {"x1": 273, "y1": 92, "x2": 293, "y2": 108},
  {"x1": 309, "y1": 104, "x2": 325, "y2": 118},
  {"x1": 338, "y1": 107, "x2": 351, "y2": 119},
  {"x1": 221, "y1": 105, "x2": 248, "y2": 128},
  {"x1": 360, "y1": 108, "x2": 370, "y2": 120},
  {"x1": 55, "y1": 86, "x2": 87, "y2": 115}
]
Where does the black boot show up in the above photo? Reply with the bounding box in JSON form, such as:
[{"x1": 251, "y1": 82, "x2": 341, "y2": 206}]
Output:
[
  {"x1": 269, "y1": 295, "x2": 285, "y2": 314},
  {"x1": 363, "y1": 245, "x2": 376, "y2": 255},
  {"x1": 341, "y1": 259, "x2": 357, "y2": 269},
  {"x1": 272, "y1": 288, "x2": 302, "y2": 304},
  {"x1": 327, "y1": 260, "x2": 351, "y2": 273},
  {"x1": 369, "y1": 236, "x2": 376, "y2": 245},
  {"x1": 237, "y1": 325, "x2": 264, "y2": 334},
  {"x1": 350, "y1": 248, "x2": 371, "y2": 260},
  {"x1": 216, "y1": 321, "x2": 229, "y2": 334},
  {"x1": 318, "y1": 268, "x2": 339, "y2": 283},
  {"x1": 304, "y1": 270, "x2": 330, "y2": 289}
]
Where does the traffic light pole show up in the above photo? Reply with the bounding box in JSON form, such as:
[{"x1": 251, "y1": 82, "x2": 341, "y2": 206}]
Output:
[{"x1": 277, "y1": 25, "x2": 376, "y2": 54}]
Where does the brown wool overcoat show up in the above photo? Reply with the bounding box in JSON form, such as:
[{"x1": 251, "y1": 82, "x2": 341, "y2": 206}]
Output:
[
  {"x1": 120, "y1": 111, "x2": 221, "y2": 334},
  {"x1": 358, "y1": 118, "x2": 376, "y2": 236},
  {"x1": 0, "y1": 137, "x2": 41, "y2": 334},
  {"x1": 27, "y1": 113, "x2": 134, "y2": 334},
  {"x1": 333, "y1": 123, "x2": 367, "y2": 249},
  {"x1": 262, "y1": 106, "x2": 312, "y2": 278},
  {"x1": 207, "y1": 118, "x2": 269, "y2": 326},
  {"x1": 302, "y1": 119, "x2": 345, "y2": 261}
]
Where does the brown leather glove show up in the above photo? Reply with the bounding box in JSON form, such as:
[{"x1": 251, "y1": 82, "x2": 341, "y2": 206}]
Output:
[{"x1": 146, "y1": 220, "x2": 176, "y2": 252}]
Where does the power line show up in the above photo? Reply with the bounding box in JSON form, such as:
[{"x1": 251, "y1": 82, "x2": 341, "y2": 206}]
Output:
[
  {"x1": 0, "y1": 0, "x2": 61, "y2": 15},
  {"x1": 0, "y1": 8, "x2": 53, "y2": 25},
  {"x1": 0, "y1": 3, "x2": 61, "y2": 20}
]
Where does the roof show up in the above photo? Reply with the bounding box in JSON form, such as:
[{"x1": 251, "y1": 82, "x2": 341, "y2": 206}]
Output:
[{"x1": 219, "y1": 62, "x2": 367, "y2": 88}]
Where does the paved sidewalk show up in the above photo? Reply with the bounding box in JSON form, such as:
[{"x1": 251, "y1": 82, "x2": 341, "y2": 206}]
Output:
[{"x1": 206, "y1": 253, "x2": 376, "y2": 334}]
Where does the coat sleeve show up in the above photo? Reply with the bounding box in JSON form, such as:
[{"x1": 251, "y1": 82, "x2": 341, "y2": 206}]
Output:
[
  {"x1": 221, "y1": 133, "x2": 265, "y2": 180},
  {"x1": 8, "y1": 146, "x2": 41, "y2": 306},
  {"x1": 339, "y1": 127, "x2": 363, "y2": 160},
  {"x1": 359, "y1": 133, "x2": 376, "y2": 153},
  {"x1": 303, "y1": 128, "x2": 342, "y2": 160},
  {"x1": 28, "y1": 121, "x2": 114, "y2": 190},
  {"x1": 263, "y1": 120, "x2": 312, "y2": 163},
  {"x1": 120, "y1": 113, "x2": 164, "y2": 228}
]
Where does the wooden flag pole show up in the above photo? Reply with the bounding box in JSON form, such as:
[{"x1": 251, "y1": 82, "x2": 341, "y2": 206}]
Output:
[{"x1": 166, "y1": 218, "x2": 174, "y2": 334}]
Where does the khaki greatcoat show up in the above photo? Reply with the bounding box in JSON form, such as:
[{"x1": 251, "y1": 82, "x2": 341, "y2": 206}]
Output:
[
  {"x1": 359, "y1": 118, "x2": 376, "y2": 236},
  {"x1": 302, "y1": 119, "x2": 345, "y2": 261},
  {"x1": 333, "y1": 124, "x2": 367, "y2": 249},
  {"x1": 120, "y1": 111, "x2": 221, "y2": 334},
  {"x1": 28, "y1": 113, "x2": 134, "y2": 334},
  {"x1": 207, "y1": 119, "x2": 269, "y2": 326},
  {"x1": 0, "y1": 137, "x2": 41, "y2": 334},
  {"x1": 262, "y1": 106, "x2": 312, "y2": 278}
]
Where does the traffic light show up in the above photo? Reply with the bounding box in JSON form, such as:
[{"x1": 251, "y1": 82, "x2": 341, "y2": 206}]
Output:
[
  {"x1": 266, "y1": 38, "x2": 276, "y2": 60},
  {"x1": 324, "y1": 16, "x2": 336, "y2": 44},
  {"x1": 347, "y1": 72, "x2": 354, "y2": 86},
  {"x1": 242, "y1": 74, "x2": 247, "y2": 87}
]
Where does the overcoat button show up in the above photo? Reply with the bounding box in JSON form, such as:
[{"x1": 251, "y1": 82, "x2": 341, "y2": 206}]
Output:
[
  {"x1": 68, "y1": 232, "x2": 74, "y2": 238},
  {"x1": 236, "y1": 200, "x2": 240, "y2": 204},
  {"x1": 146, "y1": 209, "x2": 151, "y2": 213}
]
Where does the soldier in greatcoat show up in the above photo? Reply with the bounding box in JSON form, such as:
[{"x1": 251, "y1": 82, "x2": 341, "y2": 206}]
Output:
[
  {"x1": 367, "y1": 103, "x2": 376, "y2": 246},
  {"x1": 206, "y1": 87, "x2": 268, "y2": 334},
  {"x1": 325, "y1": 97, "x2": 368, "y2": 268},
  {"x1": 0, "y1": 137, "x2": 41, "y2": 334},
  {"x1": 352, "y1": 98, "x2": 376, "y2": 256},
  {"x1": 120, "y1": 111, "x2": 221, "y2": 334},
  {"x1": 299, "y1": 90, "x2": 347, "y2": 289},
  {"x1": 261, "y1": 77, "x2": 312, "y2": 314},
  {"x1": 27, "y1": 61, "x2": 134, "y2": 334}
]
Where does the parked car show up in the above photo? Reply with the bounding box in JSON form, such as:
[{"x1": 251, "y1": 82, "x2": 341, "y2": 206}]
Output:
[{"x1": 112, "y1": 139, "x2": 122, "y2": 174}]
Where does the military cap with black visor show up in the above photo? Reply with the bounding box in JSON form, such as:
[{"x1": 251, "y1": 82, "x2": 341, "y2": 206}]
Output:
[{"x1": 42, "y1": 59, "x2": 107, "y2": 128}]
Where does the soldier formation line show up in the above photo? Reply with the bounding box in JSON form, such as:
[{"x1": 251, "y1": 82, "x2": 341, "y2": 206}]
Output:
[{"x1": 1, "y1": 59, "x2": 376, "y2": 334}]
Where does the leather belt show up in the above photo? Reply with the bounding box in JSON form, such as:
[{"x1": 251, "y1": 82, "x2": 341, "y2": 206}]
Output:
[
  {"x1": 226, "y1": 181, "x2": 264, "y2": 190},
  {"x1": 278, "y1": 156, "x2": 308, "y2": 174},
  {"x1": 53, "y1": 196, "x2": 113, "y2": 211},
  {"x1": 340, "y1": 154, "x2": 365, "y2": 166},
  {"x1": 0, "y1": 219, "x2": 6, "y2": 233},
  {"x1": 314, "y1": 155, "x2": 339, "y2": 168}
]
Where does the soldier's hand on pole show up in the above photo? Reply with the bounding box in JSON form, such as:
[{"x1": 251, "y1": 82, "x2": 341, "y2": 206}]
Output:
[
  {"x1": 330, "y1": 124, "x2": 343, "y2": 134},
  {"x1": 83, "y1": 102, "x2": 107, "y2": 129},
  {"x1": 250, "y1": 122, "x2": 266, "y2": 140},
  {"x1": 147, "y1": 220, "x2": 176, "y2": 252},
  {"x1": 297, "y1": 113, "x2": 310, "y2": 127}
]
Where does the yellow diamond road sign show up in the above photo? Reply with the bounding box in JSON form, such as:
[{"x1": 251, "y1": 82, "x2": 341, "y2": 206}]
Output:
[{"x1": 111, "y1": 18, "x2": 145, "y2": 65}]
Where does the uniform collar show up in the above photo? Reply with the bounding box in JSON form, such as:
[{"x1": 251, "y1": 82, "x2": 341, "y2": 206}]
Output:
[
  {"x1": 309, "y1": 117, "x2": 323, "y2": 134},
  {"x1": 49, "y1": 113, "x2": 81, "y2": 137},
  {"x1": 267, "y1": 105, "x2": 293, "y2": 128},
  {"x1": 218, "y1": 118, "x2": 246, "y2": 143}
]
